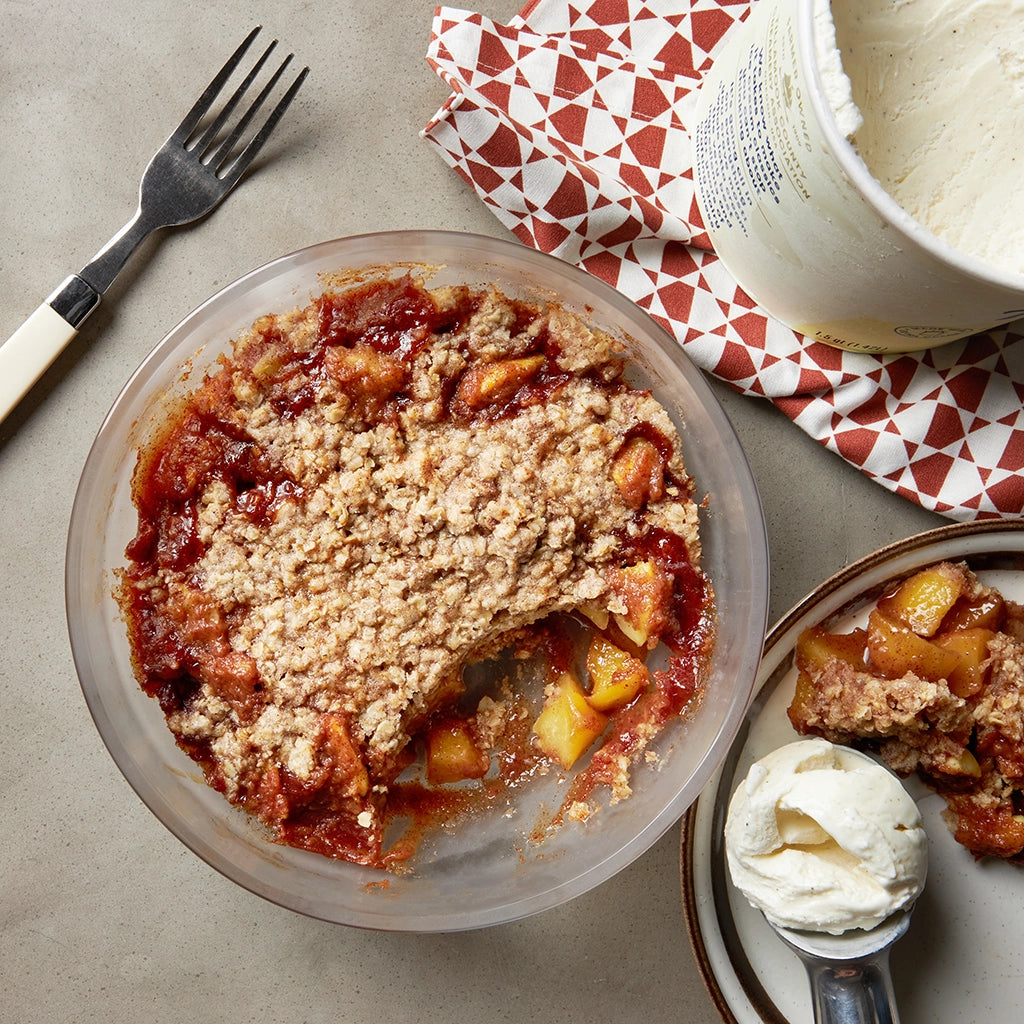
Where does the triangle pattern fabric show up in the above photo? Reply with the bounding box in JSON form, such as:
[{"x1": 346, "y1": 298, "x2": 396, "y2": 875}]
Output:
[{"x1": 423, "y1": 0, "x2": 1024, "y2": 521}]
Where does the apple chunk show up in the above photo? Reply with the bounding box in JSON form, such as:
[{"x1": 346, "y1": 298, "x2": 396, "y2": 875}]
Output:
[
  {"x1": 942, "y1": 592, "x2": 1006, "y2": 632},
  {"x1": 866, "y1": 608, "x2": 960, "y2": 682},
  {"x1": 455, "y1": 354, "x2": 545, "y2": 409},
  {"x1": 877, "y1": 565, "x2": 965, "y2": 637},
  {"x1": 585, "y1": 635, "x2": 650, "y2": 712},
  {"x1": 795, "y1": 625, "x2": 868, "y2": 675},
  {"x1": 611, "y1": 436, "x2": 666, "y2": 509},
  {"x1": 608, "y1": 560, "x2": 672, "y2": 648},
  {"x1": 787, "y1": 671, "x2": 818, "y2": 731},
  {"x1": 425, "y1": 718, "x2": 490, "y2": 785},
  {"x1": 932, "y1": 628, "x2": 996, "y2": 698},
  {"x1": 532, "y1": 671, "x2": 608, "y2": 769}
]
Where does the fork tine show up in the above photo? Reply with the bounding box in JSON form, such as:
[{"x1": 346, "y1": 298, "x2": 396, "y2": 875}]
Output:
[
  {"x1": 191, "y1": 40, "x2": 278, "y2": 158},
  {"x1": 171, "y1": 25, "x2": 261, "y2": 144},
  {"x1": 206, "y1": 52, "x2": 292, "y2": 171},
  {"x1": 215, "y1": 63, "x2": 309, "y2": 185}
]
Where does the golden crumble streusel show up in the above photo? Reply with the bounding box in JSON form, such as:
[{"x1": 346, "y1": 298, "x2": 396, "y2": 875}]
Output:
[{"x1": 117, "y1": 274, "x2": 715, "y2": 867}]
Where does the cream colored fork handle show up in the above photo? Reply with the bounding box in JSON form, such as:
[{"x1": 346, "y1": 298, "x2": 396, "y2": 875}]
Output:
[
  {"x1": 0, "y1": 304, "x2": 78, "y2": 424},
  {"x1": 1, "y1": 276, "x2": 100, "y2": 425}
]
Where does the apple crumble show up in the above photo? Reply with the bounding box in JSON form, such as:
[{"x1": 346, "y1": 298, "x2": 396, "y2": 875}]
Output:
[
  {"x1": 788, "y1": 560, "x2": 1024, "y2": 860},
  {"x1": 116, "y1": 273, "x2": 715, "y2": 867}
]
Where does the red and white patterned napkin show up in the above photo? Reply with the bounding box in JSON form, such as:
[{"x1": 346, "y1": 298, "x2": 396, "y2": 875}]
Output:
[{"x1": 423, "y1": 0, "x2": 1024, "y2": 521}]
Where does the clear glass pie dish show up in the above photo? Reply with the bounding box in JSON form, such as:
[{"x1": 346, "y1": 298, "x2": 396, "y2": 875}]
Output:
[{"x1": 65, "y1": 230, "x2": 768, "y2": 931}]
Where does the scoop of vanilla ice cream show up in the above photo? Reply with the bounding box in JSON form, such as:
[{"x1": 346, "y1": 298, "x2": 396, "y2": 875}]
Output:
[
  {"x1": 724, "y1": 738, "x2": 927, "y2": 935},
  {"x1": 823, "y1": 0, "x2": 1024, "y2": 276}
]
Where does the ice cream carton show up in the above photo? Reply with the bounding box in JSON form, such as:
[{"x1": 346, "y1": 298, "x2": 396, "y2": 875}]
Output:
[{"x1": 692, "y1": 0, "x2": 1024, "y2": 353}]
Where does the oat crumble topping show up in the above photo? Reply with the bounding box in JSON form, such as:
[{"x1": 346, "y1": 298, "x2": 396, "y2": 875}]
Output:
[
  {"x1": 117, "y1": 274, "x2": 714, "y2": 867},
  {"x1": 789, "y1": 560, "x2": 1024, "y2": 861}
]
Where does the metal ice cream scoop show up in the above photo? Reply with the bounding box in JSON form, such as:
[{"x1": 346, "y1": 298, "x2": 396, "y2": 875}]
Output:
[{"x1": 767, "y1": 906, "x2": 913, "y2": 1024}]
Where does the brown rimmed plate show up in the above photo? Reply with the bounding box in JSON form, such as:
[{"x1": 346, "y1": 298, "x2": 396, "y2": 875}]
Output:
[{"x1": 682, "y1": 519, "x2": 1024, "y2": 1024}]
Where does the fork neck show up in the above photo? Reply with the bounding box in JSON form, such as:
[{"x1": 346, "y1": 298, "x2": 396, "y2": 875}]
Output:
[{"x1": 78, "y1": 205, "x2": 159, "y2": 296}]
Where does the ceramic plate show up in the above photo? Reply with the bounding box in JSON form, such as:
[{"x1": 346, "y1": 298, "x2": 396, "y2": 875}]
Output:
[{"x1": 681, "y1": 520, "x2": 1024, "y2": 1024}]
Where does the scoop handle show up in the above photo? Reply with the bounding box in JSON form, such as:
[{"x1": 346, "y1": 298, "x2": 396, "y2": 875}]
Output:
[{"x1": 802, "y1": 951, "x2": 900, "y2": 1024}]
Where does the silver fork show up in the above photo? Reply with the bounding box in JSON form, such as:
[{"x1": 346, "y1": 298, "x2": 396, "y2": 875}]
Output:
[{"x1": 0, "y1": 26, "x2": 308, "y2": 425}]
